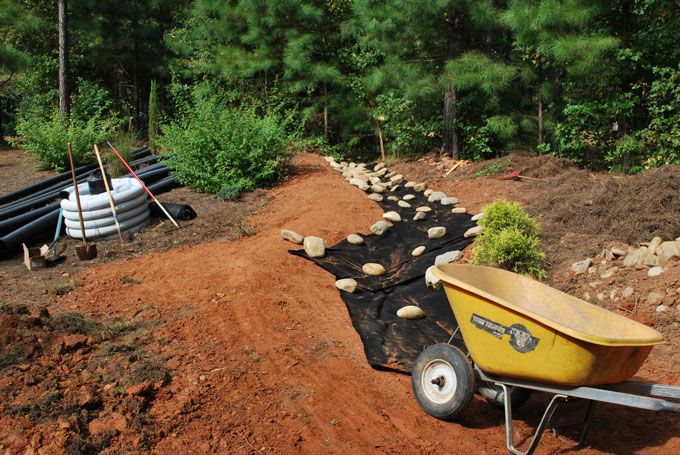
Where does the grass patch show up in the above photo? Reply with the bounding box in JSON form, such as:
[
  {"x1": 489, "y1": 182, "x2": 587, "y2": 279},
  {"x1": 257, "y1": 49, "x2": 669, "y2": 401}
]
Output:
[
  {"x1": 120, "y1": 275, "x2": 143, "y2": 285},
  {"x1": 49, "y1": 280, "x2": 77, "y2": 296},
  {"x1": 470, "y1": 157, "x2": 509, "y2": 179}
]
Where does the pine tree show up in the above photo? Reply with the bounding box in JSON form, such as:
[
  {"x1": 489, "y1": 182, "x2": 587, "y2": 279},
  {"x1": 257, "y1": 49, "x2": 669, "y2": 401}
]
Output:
[
  {"x1": 148, "y1": 79, "x2": 160, "y2": 148},
  {"x1": 503, "y1": 0, "x2": 618, "y2": 146}
]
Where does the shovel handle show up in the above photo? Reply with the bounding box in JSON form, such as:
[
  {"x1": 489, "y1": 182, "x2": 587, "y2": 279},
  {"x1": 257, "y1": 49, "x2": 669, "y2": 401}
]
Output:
[{"x1": 67, "y1": 143, "x2": 89, "y2": 244}]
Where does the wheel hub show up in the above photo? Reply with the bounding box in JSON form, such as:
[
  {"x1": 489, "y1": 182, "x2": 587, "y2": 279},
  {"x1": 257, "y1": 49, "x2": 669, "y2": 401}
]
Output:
[{"x1": 422, "y1": 359, "x2": 457, "y2": 404}]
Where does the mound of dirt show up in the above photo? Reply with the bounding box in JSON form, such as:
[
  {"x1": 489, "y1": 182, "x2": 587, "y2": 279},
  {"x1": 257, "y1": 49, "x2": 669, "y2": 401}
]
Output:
[
  {"x1": 529, "y1": 165, "x2": 680, "y2": 245},
  {"x1": 0, "y1": 303, "x2": 169, "y2": 453}
]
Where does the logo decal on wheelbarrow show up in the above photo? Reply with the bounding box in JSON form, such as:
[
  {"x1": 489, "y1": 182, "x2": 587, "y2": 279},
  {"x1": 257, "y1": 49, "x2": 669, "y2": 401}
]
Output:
[{"x1": 470, "y1": 314, "x2": 540, "y2": 353}]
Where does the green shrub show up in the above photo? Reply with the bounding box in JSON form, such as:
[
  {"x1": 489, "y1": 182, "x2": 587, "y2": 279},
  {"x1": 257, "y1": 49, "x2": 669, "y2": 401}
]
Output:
[
  {"x1": 160, "y1": 95, "x2": 295, "y2": 194},
  {"x1": 11, "y1": 112, "x2": 116, "y2": 171},
  {"x1": 104, "y1": 126, "x2": 138, "y2": 177},
  {"x1": 472, "y1": 200, "x2": 546, "y2": 279},
  {"x1": 148, "y1": 79, "x2": 160, "y2": 149}
]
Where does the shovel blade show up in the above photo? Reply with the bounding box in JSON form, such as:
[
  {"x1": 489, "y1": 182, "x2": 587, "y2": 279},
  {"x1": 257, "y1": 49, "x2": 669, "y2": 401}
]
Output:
[{"x1": 76, "y1": 243, "x2": 98, "y2": 260}]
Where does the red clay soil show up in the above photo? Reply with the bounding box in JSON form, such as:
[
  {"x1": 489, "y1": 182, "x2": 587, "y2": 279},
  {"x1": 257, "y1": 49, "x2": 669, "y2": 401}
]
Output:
[{"x1": 2, "y1": 154, "x2": 679, "y2": 453}]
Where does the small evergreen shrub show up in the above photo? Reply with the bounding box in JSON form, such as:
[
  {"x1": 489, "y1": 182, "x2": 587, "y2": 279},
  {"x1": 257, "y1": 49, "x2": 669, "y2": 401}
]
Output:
[
  {"x1": 472, "y1": 200, "x2": 546, "y2": 279},
  {"x1": 161, "y1": 95, "x2": 295, "y2": 194},
  {"x1": 11, "y1": 112, "x2": 116, "y2": 171}
]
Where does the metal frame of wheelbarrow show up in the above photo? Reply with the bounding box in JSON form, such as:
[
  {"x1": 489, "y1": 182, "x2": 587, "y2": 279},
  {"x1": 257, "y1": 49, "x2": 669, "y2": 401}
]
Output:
[{"x1": 476, "y1": 367, "x2": 680, "y2": 455}]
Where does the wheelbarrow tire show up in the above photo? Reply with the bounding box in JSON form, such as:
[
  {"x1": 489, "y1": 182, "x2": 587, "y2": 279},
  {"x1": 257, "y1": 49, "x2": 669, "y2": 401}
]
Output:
[
  {"x1": 478, "y1": 382, "x2": 532, "y2": 409},
  {"x1": 412, "y1": 344, "x2": 475, "y2": 421}
]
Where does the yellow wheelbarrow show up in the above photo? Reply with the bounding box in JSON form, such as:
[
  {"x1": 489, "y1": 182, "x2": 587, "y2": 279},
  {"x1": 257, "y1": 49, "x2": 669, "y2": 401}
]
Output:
[{"x1": 412, "y1": 264, "x2": 680, "y2": 455}]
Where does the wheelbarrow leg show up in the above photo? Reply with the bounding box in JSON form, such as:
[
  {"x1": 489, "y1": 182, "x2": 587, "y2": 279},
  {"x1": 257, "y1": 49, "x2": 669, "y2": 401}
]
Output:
[
  {"x1": 501, "y1": 384, "x2": 566, "y2": 455},
  {"x1": 574, "y1": 400, "x2": 597, "y2": 449}
]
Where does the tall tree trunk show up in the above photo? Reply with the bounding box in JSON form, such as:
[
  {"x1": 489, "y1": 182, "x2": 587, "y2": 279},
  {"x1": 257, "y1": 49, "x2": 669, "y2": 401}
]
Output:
[
  {"x1": 537, "y1": 90, "x2": 543, "y2": 146},
  {"x1": 323, "y1": 83, "x2": 329, "y2": 138},
  {"x1": 58, "y1": 0, "x2": 69, "y2": 118},
  {"x1": 441, "y1": 85, "x2": 460, "y2": 159},
  {"x1": 376, "y1": 123, "x2": 385, "y2": 160}
]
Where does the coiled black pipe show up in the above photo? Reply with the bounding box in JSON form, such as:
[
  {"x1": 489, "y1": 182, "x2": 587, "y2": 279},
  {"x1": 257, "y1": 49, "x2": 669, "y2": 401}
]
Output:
[
  {"x1": 0, "y1": 146, "x2": 150, "y2": 205},
  {"x1": 0, "y1": 203, "x2": 60, "y2": 237},
  {"x1": 0, "y1": 208, "x2": 61, "y2": 257}
]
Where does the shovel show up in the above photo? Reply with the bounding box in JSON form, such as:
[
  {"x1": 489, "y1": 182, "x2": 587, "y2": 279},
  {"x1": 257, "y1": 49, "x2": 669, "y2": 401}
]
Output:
[{"x1": 67, "y1": 143, "x2": 98, "y2": 260}]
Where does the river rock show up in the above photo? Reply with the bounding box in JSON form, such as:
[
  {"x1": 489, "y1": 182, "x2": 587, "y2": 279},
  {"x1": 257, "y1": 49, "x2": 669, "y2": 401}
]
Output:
[
  {"x1": 428, "y1": 227, "x2": 446, "y2": 239},
  {"x1": 647, "y1": 291, "x2": 663, "y2": 305},
  {"x1": 403, "y1": 194, "x2": 416, "y2": 201},
  {"x1": 471, "y1": 212, "x2": 485, "y2": 222},
  {"x1": 435, "y1": 250, "x2": 462, "y2": 265},
  {"x1": 303, "y1": 236, "x2": 325, "y2": 258},
  {"x1": 451, "y1": 207, "x2": 467, "y2": 214},
  {"x1": 569, "y1": 258, "x2": 593, "y2": 275},
  {"x1": 464, "y1": 226, "x2": 483, "y2": 238},
  {"x1": 390, "y1": 185, "x2": 401, "y2": 192},
  {"x1": 415, "y1": 206, "x2": 432, "y2": 212},
  {"x1": 324, "y1": 156, "x2": 335, "y2": 163},
  {"x1": 656, "y1": 305, "x2": 668, "y2": 313},
  {"x1": 349, "y1": 162, "x2": 357, "y2": 169},
  {"x1": 370, "y1": 220, "x2": 390, "y2": 235},
  {"x1": 383, "y1": 211, "x2": 401, "y2": 222},
  {"x1": 281, "y1": 229, "x2": 304, "y2": 244},
  {"x1": 374, "y1": 163, "x2": 385, "y2": 172},
  {"x1": 622, "y1": 287, "x2": 634, "y2": 298},
  {"x1": 428, "y1": 191, "x2": 446, "y2": 203},
  {"x1": 413, "y1": 212, "x2": 427, "y2": 221},
  {"x1": 369, "y1": 176, "x2": 382, "y2": 185},
  {"x1": 386, "y1": 195, "x2": 398, "y2": 201},
  {"x1": 363, "y1": 263, "x2": 386, "y2": 276},
  {"x1": 623, "y1": 247, "x2": 646, "y2": 267},
  {"x1": 371, "y1": 184, "x2": 386, "y2": 193},
  {"x1": 648, "y1": 266, "x2": 664, "y2": 277},
  {"x1": 347, "y1": 234, "x2": 364, "y2": 245},
  {"x1": 412, "y1": 246, "x2": 426, "y2": 257},
  {"x1": 648, "y1": 236, "x2": 663, "y2": 254},
  {"x1": 425, "y1": 266, "x2": 441, "y2": 289},
  {"x1": 440, "y1": 197, "x2": 459, "y2": 206},
  {"x1": 397, "y1": 305, "x2": 425, "y2": 319},
  {"x1": 389, "y1": 174, "x2": 403, "y2": 183},
  {"x1": 424, "y1": 189, "x2": 434, "y2": 197},
  {"x1": 368, "y1": 193, "x2": 384, "y2": 202},
  {"x1": 657, "y1": 241, "x2": 680, "y2": 260},
  {"x1": 413, "y1": 183, "x2": 426, "y2": 192},
  {"x1": 349, "y1": 177, "x2": 366, "y2": 187},
  {"x1": 600, "y1": 267, "x2": 618, "y2": 279},
  {"x1": 397, "y1": 200, "x2": 411, "y2": 208},
  {"x1": 330, "y1": 161, "x2": 341, "y2": 169},
  {"x1": 404, "y1": 181, "x2": 415, "y2": 188},
  {"x1": 375, "y1": 168, "x2": 388, "y2": 176},
  {"x1": 611, "y1": 246, "x2": 628, "y2": 257},
  {"x1": 335, "y1": 278, "x2": 358, "y2": 293}
]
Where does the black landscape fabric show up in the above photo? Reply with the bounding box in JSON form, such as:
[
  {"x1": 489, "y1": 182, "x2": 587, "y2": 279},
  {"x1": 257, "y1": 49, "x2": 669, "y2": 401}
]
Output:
[{"x1": 291, "y1": 184, "x2": 476, "y2": 374}]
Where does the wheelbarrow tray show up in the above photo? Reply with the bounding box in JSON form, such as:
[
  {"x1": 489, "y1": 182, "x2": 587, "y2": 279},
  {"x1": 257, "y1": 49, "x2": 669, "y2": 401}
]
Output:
[{"x1": 433, "y1": 264, "x2": 664, "y2": 387}]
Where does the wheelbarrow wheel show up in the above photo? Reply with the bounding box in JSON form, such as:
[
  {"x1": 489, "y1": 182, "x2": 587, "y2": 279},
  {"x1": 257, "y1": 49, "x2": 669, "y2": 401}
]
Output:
[
  {"x1": 412, "y1": 344, "x2": 475, "y2": 421},
  {"x1": 478, "y1": 382, "x2": 532, "y2": 409}
]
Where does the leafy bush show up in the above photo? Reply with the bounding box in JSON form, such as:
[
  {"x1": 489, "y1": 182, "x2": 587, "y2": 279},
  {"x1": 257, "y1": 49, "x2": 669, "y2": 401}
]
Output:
[
  {"x1": 161, "y1": 95, "x2": 296, "y2": 194},
  {"x1": 11, "y1": 112, "x2": 116, "y2": 171},
  {"x1": 472, "y1": 200, "x2": 546, "y2": 279}
]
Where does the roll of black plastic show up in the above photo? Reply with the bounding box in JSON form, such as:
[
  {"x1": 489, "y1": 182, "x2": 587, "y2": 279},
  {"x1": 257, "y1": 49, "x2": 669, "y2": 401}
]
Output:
[
  {"x1": 149, "y1": 202, "x2": 197, "y2": 221},
  {"x1": 0, "y1": 208, "x2": 61, "y2": 257}
]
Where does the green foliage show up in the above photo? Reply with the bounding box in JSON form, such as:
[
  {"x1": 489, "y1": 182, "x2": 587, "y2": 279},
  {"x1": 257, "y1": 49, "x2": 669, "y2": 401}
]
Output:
[
  {"x1": 11, "y1": 112, "x2": 116, "y2": 171},
  {"x1": 161, "y1": 95, "x2": 296, "y2": 194},
  {"x1": 470, "y1": 157, "x2": 509, "y2": 179},
  {"x1": 472, "y1": 200, "x2": 546, "y2": 279},
  {"x1": 105, "y1": 127, "x2": 138, "y2": 177}
]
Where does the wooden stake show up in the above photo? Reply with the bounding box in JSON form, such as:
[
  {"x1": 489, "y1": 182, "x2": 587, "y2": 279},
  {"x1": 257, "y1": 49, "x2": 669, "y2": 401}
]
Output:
[{"x1": 93, "y1": 144, "x2": 124, "y2": 241}]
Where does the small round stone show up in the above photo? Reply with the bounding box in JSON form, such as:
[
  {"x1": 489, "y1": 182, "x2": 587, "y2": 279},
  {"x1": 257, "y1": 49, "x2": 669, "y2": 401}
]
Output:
[
  {"x1": 347, "y1": 234, "x2": 364, "y2": 245},
  {"x1": 403, "y1": 194, "x2": 416, "y2": 201},
  {"x1": 397, "y1": 200, "x2": 411, "y2": 208},
  {"x1": 281, "y1": 229, "x2": 304, "y2": 244},
  {"x1": 397, "y1": 305, "x2": 425, "y2": 319},
  {"x1": 451, "y1": 207, "x2": 467, "y2": 214},
  {"x1": 440, "y1": 197, "x2": 459, "y2": 205},
  {"x1": 428, "y1": 227, "x2": 446, "y2": 239},
  {"x1": 363, "y1": 263, "x2": 386, "y2": 276},
  {"x1": 387, "y1": 195, "x2": 399, "y2": 201},
  {"x1": 412, "y1": 246, "x2": 426, "y2": 257},
  {"x1": 413, "y1": 212, "x2": 427, "y2": 221},
  {"x1": 415, "y1": 206, "x2": 432, "y2": 212},
  {"x1": 303, "y1": 236, "x2": 325, "y2": 258},
  {"x1": 383, "y1": 211, "x2": 401, "y2": 222},
  {"x1": 335, "y1": 278, "x2": 358, "y2": 293},
  {"x1": 370, "y1": 220, "x2": 390, "y2": 235},
  {"x1": 424, "y1": 189, "x2": 434, "y2": 197},
  {"x1": 464, "y1": 226, "x2": 483, "y2": 238},
  {"x1": 368, "y1": 193, "x2": 384, "y2": 202}
]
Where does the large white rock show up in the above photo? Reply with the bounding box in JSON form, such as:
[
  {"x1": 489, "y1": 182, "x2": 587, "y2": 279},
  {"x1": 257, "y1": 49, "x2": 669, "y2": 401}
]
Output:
[
  {"x1": 397, "y1": 305, "x2": 425, "y2": 319},
  {"x1": 425, "y1": 266, "x2": 441, "y2": 289},
  {"x1": 335, "y1": 278, "x2": 358, "y2": 293},
  {"x1": 428, "y1": 191, "x2": 446, "y2": 203},
  {"x1": 464, "y1": 226, "x2": 483, "y2": 238},
  {"x1": 281, "y1": 229, "x2": 304, "y2": 245},
  {"x1": 648, "y1": 236, "x2": 663, "y2": 254},
  {"x1": 471, "y1": 212, "x2": 485, "y2": 222},
  {"x1": 363, "y1": 263, "x2": 386, "y2": 276},
  {"x1": 428, "y1": 227, "x2": 446, "y2": 239},
  {"x1": 623, "y1": 247, "x2": 646, "y2": 267},
  {"x1": 657, "y1": 241, "x2": 680, "y2": 260},
  {"x1": 370, "y1": 220, "x2": 390, "y2": 235},
  {"x1": 648, "y1": 266, "x2": 664, "y2": 277},
  {"x1": 435, "y1": 250, "x2": 462, "y2": 265},
  {"x1": 383, "y1": 211, "x2": 402, "y2": 222},
  {"x1": 303, "y1": 236, "x2": 325, "y2": 258},
  {"x1": 440, "y1": 197, "x2": 459, "y2": 206},
  {"x1": 347, "y1": 234, "x2": 364, "y2": 245}
]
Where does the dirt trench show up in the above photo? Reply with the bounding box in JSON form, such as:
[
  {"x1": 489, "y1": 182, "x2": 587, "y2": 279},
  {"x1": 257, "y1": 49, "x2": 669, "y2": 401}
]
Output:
[{"x1": 2, "y1": 154, "x2": 679, "y2": 454}]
